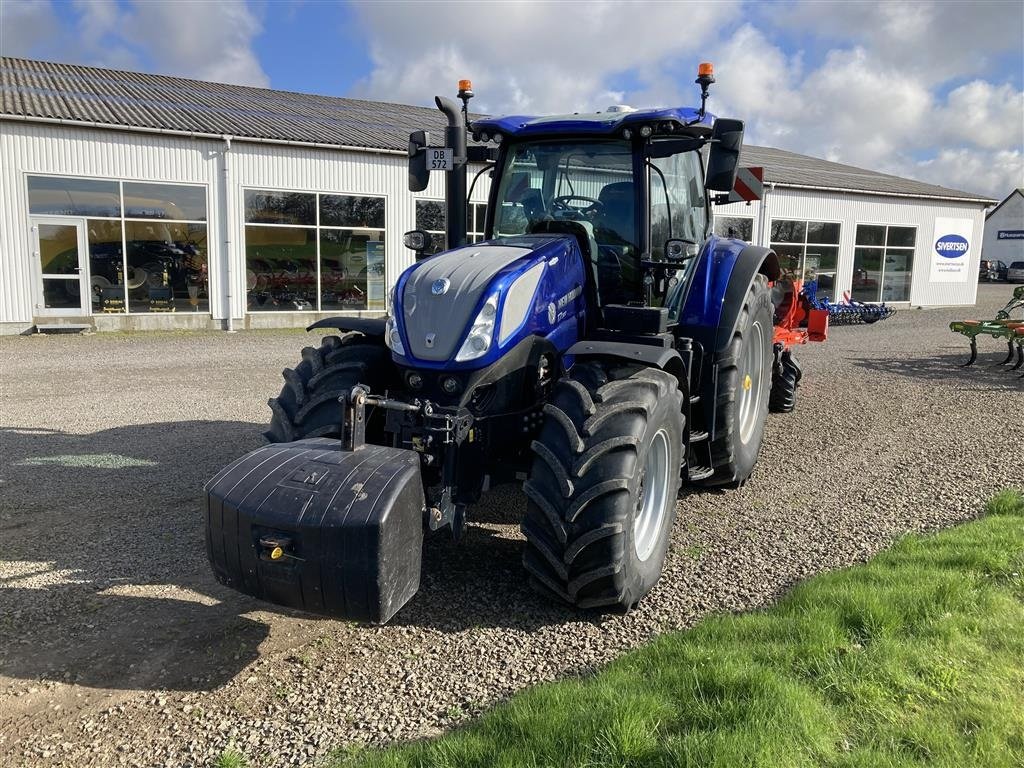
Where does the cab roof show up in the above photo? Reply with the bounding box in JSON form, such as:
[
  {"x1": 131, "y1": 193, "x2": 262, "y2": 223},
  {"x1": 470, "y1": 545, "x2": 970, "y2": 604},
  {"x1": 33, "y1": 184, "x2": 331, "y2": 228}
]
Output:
[{"x1": 472, "y1": 106, "x2": 715, "y2": 141}]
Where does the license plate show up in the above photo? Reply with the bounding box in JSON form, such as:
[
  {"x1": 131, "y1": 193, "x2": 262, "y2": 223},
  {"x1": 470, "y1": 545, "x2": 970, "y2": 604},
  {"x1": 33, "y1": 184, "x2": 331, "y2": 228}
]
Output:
[{"x1": 429, "y1": 148, "x2": 453, "y2": 171}]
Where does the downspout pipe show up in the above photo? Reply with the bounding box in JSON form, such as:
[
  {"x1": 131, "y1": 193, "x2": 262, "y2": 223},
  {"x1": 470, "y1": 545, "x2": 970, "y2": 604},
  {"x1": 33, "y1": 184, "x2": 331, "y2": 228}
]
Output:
[
  {"x1": 756, "y1": 182, "x2": 775, "y2": 248},
  {"x1": 435, "y1": 96, "x2": 467, "y2": 250},
  {"x1": 222, "y1": 135, "x2": 235, "y2": 332}
]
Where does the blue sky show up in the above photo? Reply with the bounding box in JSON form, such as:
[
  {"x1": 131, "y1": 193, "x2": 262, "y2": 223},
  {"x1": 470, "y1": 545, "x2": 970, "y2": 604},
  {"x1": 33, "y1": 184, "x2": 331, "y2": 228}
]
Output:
[{"x1": 2, "y1": 0, "x2": 1022, "y2": 197}]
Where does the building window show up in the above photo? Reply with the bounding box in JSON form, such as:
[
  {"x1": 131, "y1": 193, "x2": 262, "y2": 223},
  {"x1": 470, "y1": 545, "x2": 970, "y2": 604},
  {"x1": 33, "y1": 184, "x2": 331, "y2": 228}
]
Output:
[
  {"x1": 243, "y1": 189, "x2": 386, "y2": 312},
  {"x1": 713, "y1": 215, "x2": 754, "y2": 241},
  {"x1": 414, "y1": 200, "x2": 488, "y2": 256},
  {"x1": 27, "y1": 175, "x2": 209, "y2": 314},
  {"x1": 852, "y1": 225, "x2": 916, "y2": 302},
  {"x1": 770, "y1": 219, "x2": 840, "y2": 300}
]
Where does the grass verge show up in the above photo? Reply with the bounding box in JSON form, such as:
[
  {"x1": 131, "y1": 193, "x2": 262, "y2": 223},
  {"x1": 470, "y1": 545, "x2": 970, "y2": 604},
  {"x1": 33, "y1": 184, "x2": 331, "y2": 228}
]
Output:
[{"x1": 334, "y1": 489, "x2": 1024, "y2": 768}]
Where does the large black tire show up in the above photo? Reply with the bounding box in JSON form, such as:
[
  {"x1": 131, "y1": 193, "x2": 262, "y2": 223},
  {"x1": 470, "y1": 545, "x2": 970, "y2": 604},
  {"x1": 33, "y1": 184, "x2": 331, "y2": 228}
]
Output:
[
  {"x1": 699, "y1": 274, "x2": 773, "y2": 486},
  {"x1": 521, "y1": 361, "x2": 684, "y2": 610},
  {"x1": 265, "y1": 333, "x2": 393, "y2": 443},
  {"x1": 769, "y1": 348, "x2": 799, "y2": 414}
]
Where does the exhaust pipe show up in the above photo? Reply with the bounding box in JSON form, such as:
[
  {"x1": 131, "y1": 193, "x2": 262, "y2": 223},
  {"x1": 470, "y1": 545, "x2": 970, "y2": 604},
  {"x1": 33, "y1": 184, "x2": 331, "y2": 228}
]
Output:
[{"x1": 435, "y1": 95, "x2": 468, "y2": 251}]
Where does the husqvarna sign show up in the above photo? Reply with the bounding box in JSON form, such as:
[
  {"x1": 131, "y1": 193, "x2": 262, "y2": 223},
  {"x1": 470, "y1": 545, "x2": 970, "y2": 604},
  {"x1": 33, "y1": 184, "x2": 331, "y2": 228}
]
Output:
[{"x1": 929, "y1": 217, "x2": 974, "y2": 283}]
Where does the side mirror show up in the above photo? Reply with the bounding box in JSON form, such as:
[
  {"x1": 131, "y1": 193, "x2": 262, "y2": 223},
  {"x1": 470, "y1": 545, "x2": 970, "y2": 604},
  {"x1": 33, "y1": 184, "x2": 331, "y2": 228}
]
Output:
[
  {"x1": 408, "y1": 130, "x2": 430, "y2": 192},
  {"x1": 403, "y1": 229, "x2": 431, "y2": 259},
  {"x1": 665, "y1": 239, "x2": 699, "y2": 261},
  {"x1": 705, "y1": 118, "x2": 744, "y2": 192}
]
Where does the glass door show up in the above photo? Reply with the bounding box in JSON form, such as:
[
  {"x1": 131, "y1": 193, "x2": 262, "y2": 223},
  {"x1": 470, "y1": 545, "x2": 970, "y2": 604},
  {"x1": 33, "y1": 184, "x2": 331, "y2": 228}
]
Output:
[{"x1": 33, "y1": 218, "x2": 89, "y2": 315}]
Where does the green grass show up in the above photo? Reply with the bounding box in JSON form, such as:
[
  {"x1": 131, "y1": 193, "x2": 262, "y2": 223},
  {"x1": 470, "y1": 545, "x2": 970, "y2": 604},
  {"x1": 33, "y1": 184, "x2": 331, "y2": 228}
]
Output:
[
  {"x1": 333, "y1": 489, "x2": 1024, "y2": 768},
  {"x1": 213, "y1": 748, "x2": 247, "y2": 768}
]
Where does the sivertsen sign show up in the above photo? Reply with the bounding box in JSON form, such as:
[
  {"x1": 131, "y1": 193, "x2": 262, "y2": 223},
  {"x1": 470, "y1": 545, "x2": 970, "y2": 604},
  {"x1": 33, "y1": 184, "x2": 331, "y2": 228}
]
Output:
[{"x1": 928, "y1": 217, "x2": 974, "y2": 284}]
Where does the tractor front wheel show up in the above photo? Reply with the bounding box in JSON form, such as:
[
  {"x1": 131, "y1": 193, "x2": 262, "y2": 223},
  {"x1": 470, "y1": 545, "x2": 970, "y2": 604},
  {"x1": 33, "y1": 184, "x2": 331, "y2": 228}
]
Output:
[
  {"x1": 265, "y1": 333, "x2": 392, "y2": 443},
  {"x1": 521, "y1": 361, "x2": 684, "y2": 611}
]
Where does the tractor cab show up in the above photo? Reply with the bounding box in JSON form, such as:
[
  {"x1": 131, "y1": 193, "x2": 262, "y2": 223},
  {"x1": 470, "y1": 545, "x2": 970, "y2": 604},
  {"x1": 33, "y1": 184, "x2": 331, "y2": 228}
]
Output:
[
  {"x1": 479, "y1": 122, "x2": 711, "y2": 309},
  {"x1": 406, "y1": 67, "x2": 744, "y2": 327}
]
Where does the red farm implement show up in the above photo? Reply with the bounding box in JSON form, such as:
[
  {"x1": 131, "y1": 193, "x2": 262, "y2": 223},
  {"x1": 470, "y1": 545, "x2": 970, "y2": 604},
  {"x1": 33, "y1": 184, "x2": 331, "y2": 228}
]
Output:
[{"x1": 768, "y1": 278, "x2": 828, "y2": 412}]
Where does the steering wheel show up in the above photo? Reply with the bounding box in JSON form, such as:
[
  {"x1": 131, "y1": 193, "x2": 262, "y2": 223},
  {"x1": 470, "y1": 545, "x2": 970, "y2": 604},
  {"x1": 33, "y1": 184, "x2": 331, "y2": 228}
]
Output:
[{"x1": 552, "y1": 195, "x2": 604, "y2": 219}]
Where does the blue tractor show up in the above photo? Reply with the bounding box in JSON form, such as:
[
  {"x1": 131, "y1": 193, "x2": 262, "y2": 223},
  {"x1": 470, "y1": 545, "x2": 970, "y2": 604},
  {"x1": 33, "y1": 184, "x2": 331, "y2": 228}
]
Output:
[{"x1": 206, "y1": 66, "x2": 782, "y2": 622}]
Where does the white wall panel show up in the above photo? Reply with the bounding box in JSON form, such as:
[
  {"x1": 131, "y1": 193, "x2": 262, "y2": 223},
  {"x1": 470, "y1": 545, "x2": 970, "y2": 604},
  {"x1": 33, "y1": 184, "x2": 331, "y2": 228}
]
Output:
[
  {"x1": 1, "y1": 118, "x2": 990, "y2": 328},
  {"x1": 1, "y1": 121, "x2": 221, "y2": 323},
  {"x1": 714, "y1": 187, "x2": 988, "y2": 306}
]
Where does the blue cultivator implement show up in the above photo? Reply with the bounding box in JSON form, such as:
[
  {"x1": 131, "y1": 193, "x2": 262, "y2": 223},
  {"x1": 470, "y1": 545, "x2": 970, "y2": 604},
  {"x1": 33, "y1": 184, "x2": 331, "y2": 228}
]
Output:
[{"x1": 803, "y1": 281, "x2": 897, "y2": 325}]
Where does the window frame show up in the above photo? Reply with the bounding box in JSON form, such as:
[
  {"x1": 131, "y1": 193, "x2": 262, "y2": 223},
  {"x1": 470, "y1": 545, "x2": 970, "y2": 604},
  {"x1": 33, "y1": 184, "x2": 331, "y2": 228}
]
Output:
[
  {"x1": 852, "y1": 221, "x2": 918, "y2": 303},
  {"x1": 241, "y1": 185, "x2": 388, "y2": 313},
  {"x1": 712, "y1": 214, "x2": 755, "y2": 241},
  {"x1": 414, "y1": 198, "x2": 488, "y2": 254},
  {"x1": 768, "y1": 217, "x2": 843, "y2": 298},
  {"x1": 24, "y1": 172, "x2": 211, "y2": 316}
]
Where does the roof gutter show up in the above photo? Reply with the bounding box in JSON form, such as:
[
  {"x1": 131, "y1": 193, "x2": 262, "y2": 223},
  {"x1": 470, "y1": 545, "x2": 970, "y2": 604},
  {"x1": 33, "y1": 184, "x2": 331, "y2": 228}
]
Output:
[
  {"x1": 768, "y1": 180, "x2": 996, "y2": 206},
  {"x1": 0, "y1": 113, "x2": 405, "y2": 157}
]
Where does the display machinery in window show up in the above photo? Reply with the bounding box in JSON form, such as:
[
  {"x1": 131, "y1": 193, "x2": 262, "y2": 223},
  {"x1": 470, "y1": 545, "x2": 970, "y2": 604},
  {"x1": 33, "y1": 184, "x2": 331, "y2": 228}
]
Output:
[
  {"x1": 244, "y1": 190, "x2": 386, "y2": 312},
  {"x1": 27, "y1": 176, "x2": 211, "y2": 315}
]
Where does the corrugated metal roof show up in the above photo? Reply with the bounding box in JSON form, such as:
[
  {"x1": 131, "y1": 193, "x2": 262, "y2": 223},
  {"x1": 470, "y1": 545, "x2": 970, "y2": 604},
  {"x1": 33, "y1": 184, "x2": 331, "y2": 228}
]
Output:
[
  {"x1": 0, "y1": 56, "x2": 995, "y2": 204},
  {"x1": 739, "y1": 145, "x2": 994, "y2": 203}
]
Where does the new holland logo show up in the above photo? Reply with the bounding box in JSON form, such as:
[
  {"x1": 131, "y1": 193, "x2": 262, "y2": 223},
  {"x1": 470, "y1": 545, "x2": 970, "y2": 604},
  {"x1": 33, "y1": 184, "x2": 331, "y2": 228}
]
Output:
[
  {"x1": 431, "y1": 278, "x2": 451, "y2": 295},
  {"x1": 934, "y1": 234, "x2": 969, "y2": 258}
]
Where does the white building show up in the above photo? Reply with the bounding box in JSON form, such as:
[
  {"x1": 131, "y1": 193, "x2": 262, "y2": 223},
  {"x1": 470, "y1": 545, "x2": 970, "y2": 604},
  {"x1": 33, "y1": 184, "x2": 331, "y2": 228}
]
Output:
[
  {"x1": 980, "y1": 188, "x2": 1024, "y2": 269},
  {"x1": 0, "y1": 57, "x2": 997, "y2": 334}
]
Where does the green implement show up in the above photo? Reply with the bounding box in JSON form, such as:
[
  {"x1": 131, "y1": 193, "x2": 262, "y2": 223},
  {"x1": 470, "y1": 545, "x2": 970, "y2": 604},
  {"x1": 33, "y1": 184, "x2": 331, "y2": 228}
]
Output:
[{"x1": 950, "y1": 286, "x2": 1024, "y2": 369}]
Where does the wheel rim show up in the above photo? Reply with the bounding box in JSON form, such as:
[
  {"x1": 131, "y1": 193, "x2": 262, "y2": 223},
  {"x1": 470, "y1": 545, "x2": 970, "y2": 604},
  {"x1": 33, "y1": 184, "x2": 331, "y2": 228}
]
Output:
[
  {"x1": 738, "y1": 320, "x2": 765, "y2": 444},
  {"x1": 634, "y1": 428, "x2": 671, "y2": 562}
]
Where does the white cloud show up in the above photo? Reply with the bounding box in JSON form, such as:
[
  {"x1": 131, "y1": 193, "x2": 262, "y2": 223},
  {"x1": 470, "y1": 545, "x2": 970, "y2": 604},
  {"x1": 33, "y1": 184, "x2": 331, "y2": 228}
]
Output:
[
  {"x1": 0, "y1": 0, "x2": 268, "y2": 87},
  {"x1": 0, "y1": 0, "x2": 61, "y2": 57},
  {"x1": 911, "y1": 149, "x2": 1024, "y2": 200},
  {"x1": 350, "y1": 1, "x2": 742, "y2": 114},
  {"x1": 347, "y1": 0, "x2": 1022, "y2": 197},
  {"x1": 121, "y1": 1, "x2": 269, "y2": 87}
]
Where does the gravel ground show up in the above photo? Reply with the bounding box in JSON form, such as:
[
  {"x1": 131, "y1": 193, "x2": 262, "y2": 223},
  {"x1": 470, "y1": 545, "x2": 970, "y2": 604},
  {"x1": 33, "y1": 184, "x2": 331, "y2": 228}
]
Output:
[{"x1": 1, "y1": 283, "x2": 1021, "y2": 768}]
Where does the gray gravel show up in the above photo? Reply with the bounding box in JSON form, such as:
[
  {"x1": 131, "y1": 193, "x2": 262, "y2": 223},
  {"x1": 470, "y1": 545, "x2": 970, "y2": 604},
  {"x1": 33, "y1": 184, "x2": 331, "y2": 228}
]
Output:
[{"x1": 1, "y1": 283, "x2": 1022, "y2": 767}]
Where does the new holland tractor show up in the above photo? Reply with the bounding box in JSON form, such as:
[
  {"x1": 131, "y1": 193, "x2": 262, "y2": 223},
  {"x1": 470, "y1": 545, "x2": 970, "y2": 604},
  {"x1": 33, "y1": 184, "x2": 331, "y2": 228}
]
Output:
[{"x1": 206, "y1": 65, "x2": 805, "y2": 623}]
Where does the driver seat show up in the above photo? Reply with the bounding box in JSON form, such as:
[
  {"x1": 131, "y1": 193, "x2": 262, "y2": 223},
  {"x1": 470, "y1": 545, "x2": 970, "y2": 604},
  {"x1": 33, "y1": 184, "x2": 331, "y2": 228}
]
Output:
[{"x1": 595, "y1": 182, "x2": 635, "y2": 245}]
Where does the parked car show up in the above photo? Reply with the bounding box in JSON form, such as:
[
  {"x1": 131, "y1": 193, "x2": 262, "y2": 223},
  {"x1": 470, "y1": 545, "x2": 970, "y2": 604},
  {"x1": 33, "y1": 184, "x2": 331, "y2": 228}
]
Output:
[
  {"x1": 979, "y1": 259, "x2": 1009, "y2": 282},
  {"x1": 1007, "y1": 261, "x2": 1024, "y2": 283}
]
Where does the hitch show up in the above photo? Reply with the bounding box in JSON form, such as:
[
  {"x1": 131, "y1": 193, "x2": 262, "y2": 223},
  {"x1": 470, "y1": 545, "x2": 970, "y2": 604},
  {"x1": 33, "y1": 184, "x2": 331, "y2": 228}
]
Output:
[{"x1": 339, "y1": 386, "x2": 468, "y2": 537}]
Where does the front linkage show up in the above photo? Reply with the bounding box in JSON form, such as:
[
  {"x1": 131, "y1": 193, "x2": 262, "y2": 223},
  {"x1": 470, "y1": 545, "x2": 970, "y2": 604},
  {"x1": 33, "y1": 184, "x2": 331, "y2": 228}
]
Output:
[{"x1": 339, "y1": 384, "x2": 473, "y2": 538}]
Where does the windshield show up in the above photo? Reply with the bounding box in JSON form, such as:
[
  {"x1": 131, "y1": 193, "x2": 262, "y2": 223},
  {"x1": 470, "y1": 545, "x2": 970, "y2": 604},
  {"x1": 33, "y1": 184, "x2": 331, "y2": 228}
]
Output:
[
  {"x1": 489, "y1": 138, "x2": 708, "y2": 306},
  {"x1": 491, "y1": 139, "x2": 638, "y2": 301},
  {"x1": 492, "y1": 139, "x2": 636, "y2": 238}
]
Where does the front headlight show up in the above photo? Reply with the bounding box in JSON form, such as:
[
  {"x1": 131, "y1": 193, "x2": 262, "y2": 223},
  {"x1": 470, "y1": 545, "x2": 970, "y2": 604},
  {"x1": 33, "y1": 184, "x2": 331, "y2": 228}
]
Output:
[
  {"x1": 385, "y1": 287, "x2": 406, "y2": 355},
  {"x1": 454, "y1": 293, "x2": 499, "y2": 362}
]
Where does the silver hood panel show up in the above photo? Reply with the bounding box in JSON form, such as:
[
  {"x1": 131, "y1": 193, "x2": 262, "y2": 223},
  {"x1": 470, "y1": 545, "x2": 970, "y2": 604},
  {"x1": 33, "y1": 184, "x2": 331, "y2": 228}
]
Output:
[{"x1": 402, "y1": 244, "x2": 532, "y2": 361}]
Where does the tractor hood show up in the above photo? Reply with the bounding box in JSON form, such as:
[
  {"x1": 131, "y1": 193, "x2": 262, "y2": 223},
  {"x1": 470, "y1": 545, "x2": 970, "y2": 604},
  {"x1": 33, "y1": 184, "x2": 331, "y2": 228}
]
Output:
[{"x1": 392, "y1": 235, "x2": 587, "y2": 368}]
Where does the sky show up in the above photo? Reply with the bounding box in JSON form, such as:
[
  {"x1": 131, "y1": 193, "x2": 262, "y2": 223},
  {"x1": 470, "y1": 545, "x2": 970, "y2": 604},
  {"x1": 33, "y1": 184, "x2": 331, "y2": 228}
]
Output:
[{"x1": 2, "y1": 0, "x2": 1022, "y2": 199}]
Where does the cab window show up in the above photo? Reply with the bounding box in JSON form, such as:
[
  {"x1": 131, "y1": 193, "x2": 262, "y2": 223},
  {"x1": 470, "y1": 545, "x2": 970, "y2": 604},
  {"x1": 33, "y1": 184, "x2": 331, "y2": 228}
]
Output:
[{"x1": 648, "y1": 144, "x2": 707, "y2": 259}]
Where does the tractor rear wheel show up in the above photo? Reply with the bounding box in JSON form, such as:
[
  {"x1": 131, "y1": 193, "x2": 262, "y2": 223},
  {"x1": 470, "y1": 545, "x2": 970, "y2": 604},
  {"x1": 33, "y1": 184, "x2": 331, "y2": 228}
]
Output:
[
  {"x1": 699, "y1": 274, "x2": 773, "y2": 486},
  {"x1": 521, "y1": 361, "x2": 684, "y2": 611},
  {"x1": 265, "y1": 333, "x2": 392, "y2": 443}
]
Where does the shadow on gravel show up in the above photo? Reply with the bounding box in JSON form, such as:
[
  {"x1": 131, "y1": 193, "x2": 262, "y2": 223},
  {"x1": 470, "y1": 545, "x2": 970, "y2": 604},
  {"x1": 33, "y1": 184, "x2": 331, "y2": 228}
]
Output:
[
  {"x1": 0, "y1": 421, "x2": 572, "y2": 691},
  {"x1": 0, "y1": 421, "x2": 271, "y2": 692},
  {"x1": 850, "y1": 352, "x2": 1024, "y2": 390}
]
